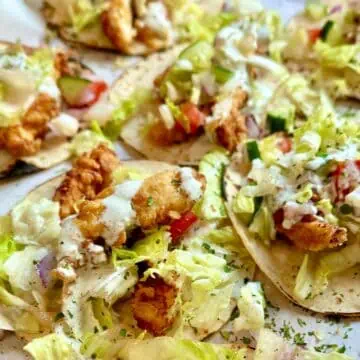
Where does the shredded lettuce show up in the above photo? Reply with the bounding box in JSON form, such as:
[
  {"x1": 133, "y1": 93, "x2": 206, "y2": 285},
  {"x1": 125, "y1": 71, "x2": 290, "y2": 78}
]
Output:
[
  {"x1": 25, "y1": 48, "x2": 55, "y2": 84},
  {"x1": 117, "y1": 336, "x2": 249, "y2": 360},
  {"x1": 234, "y1": 282, "x2": 265, "y2": 331},
  {"x1": 113, "y1": 167, "x2": 148, "y2": 184},
  {"x1": 24, "y1": 334, "x2": 78, "y2": 360},
  {"x1": 69, "y1": 0, "x2": 107, "y2": 33},
  {"x1": 92, "y1": 298, "x2": 113, "y2": 330},
  {"x1": 199, "y1": 150, "x2": 230, "y2": 220},
  {"x1": 0, "y1": 216, "x2": 17, "y2": 280},
  {"x1": 305, "y1": 1, "x2": 328, "y2": 21},
  {"x1": 232, "y1": 188, "x2": 255, "y2": 225},
  {"x1": 71, "y1": 129, "x2": 113, "y2": 157},
  {"x1": 104, "y1": 89, "x2": 151, "y2": 140},
  {"x1": 249, "y1": 204, "x2": 276, "y2": 244},
  {"x1": 314, "y1": 41, "x2": 360, "y2": 73}
]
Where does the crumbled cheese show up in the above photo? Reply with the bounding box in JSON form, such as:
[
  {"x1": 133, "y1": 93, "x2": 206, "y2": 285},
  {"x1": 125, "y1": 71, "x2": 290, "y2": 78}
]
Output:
[{"x1": 282, "y1": 201, "x2": 317, "y2": 229}]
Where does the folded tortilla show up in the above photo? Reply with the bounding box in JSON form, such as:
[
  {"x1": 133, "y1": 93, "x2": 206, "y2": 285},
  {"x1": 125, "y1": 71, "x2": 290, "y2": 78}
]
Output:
[{"x1": 224, "y1": 156, "x2": 360, "y2": 316}]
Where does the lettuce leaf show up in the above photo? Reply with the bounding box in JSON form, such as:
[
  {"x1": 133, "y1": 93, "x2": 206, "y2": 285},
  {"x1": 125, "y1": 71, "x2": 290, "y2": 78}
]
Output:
[
  {"x1": 234, "y1": 282, "x2": 265, "y2": 331},
  {"x1": 117, "y1": 336, "x2": 249, "y2": 360},
  {"x1": 24, "y1": 334, "x2": 79, "y2": 360},
  {"x1": 103, "y1": 89, "x2": 151, "y2": 140},
  {"x1": 249, "y1": 204, "x2": 276, "y2": 244},
  {"x1": 71, "y1": 129, "x2": 113, "y2": 157},
  {"x1": 0, "y1": 216, "x2": 17, "y2": 280}
]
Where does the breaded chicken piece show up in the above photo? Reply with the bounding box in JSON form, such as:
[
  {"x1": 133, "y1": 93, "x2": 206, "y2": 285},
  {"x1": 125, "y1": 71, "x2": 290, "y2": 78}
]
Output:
[
  {"x1": 0, "y1": 93, "x2": 59, "y2": 157},
  {"x1": 215, "y1": 89, "x2": 249, "y2": 152},
  {"x1": 132, "y1": 276, "x2": 178, "y2": 335},
  {"x1": 132, "y1": 169, "x2": 205, "y2": 229},
  {"x1": 101, "y1": 0, "x2": 135, "y2": 53},
  {"x1": 148, "y1": 121, "x2": 189, "y2": 146},
  {"x1": 275, "y1": 214, "x2": 348, "y2": 252},
  {"x1": 54, "y1": 144, "x2": 119, "y2": 219}
]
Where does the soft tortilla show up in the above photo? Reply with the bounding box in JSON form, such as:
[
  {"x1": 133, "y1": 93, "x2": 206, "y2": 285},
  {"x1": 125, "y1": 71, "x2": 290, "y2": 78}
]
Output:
[
  {"x1": 1, "y1": 158, "x2": 237, "y2": 356},
  {"x1": 224, "y1": 157, "x2": 360, "y2": 316},
  {"x1": 43, "y1": 0, "x2": 225, "y2": 53},
  {"x1": 85, "y1": 45, "x2": 218, "y2": 164}
]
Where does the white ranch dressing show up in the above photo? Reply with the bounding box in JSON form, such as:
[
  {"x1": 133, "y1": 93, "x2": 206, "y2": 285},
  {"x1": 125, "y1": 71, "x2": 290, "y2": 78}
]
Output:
[
  {"x1": 179, "y1": 167, "x2": 203, "y2": 201},
  {"x1": 57, "y1": 215, "x2": 85, "y2": 262},
  {"x1": 100, "y1": 180, "x2": 143, "y2": 246}
]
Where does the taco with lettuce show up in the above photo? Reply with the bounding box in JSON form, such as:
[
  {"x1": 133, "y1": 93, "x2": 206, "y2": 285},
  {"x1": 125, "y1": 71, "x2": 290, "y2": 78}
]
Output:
[
  {"x1": 42, "y1": 0, "x2": 225, "y2": 55},
  {"x1": 84, "y1": 5, "x2": 289, "y2": 164},
  {"x1": 0, "y1": 143, "x2": 262, "y2": 358},
  {"x1": 224, "y1": 99, "x2": 360, "y2": 315},
  {"x1": 0, "y1": 42, "x2": 108, "y2": 178},
  {"x1": 276, "y1": 0, "x2": 360, "y2": 101}
]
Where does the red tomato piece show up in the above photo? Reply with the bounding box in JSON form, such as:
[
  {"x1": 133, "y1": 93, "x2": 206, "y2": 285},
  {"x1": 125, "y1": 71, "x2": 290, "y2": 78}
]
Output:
[
  {"x1": 308, "y1": 28, "x2": 321, "y2": 43},
  {"x1": 169, "y1": 211, "x2": 198, "y2": 244},
  {"x1": 72, "y1": 81, "x2": 108, "y2": 109},
  {"x1": 179, "y1": 102, "x2": 205, "y2": 134}
]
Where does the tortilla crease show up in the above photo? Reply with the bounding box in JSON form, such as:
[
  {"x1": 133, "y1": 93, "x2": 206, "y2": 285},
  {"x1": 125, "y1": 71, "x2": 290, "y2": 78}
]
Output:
[
  {"x1": 224, "y1": 160, "x2": 360, "y2": 316},
  {"x1": 1, "y1": 159, "x2": 239, "y2": 355},
  {"x1": 85, "y1": 45, "x2": 218, "y2": 164},
  {"x1": 43, "y1": 0, "x2": 225, "y2": 53}
]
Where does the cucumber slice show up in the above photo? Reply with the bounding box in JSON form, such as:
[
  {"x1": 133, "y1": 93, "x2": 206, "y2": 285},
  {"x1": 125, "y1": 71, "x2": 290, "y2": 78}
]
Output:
[
  {"x1": 58, "y1": 76, "x2": 91, "y2": 106},
  {"x1": 213, "y1": 65, "x2": 234, "y2": 84},
  {"x1": 267, "y1": 113, "x2": 286, "y2": 133},
  {"x1": 320, "y1": 20, "x2": 334, "y2": 41},
  {"x1": 246, "y1": 140, "x2": 261, "y2": 161}
]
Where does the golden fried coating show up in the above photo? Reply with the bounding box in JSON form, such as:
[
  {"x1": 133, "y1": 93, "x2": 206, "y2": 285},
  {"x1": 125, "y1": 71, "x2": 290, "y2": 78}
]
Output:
[
  {"x1": 0, "y1": 93, "x2": 59, "y2": 157},
  {"x1": 132, "y1": 169, "x2": 205, "y2": 229},
  {"x1": 54, "y1": 144, "x2": 119, "y2": 219},
  {"x1": 215, "y1": 89, "x2": 249, "y2": 152},
  {"x1": 101, "y1": 0, "x2": 135, "y2": 53},
  {"x1": 148, "y1": 121, "x2": 189, "y2": 146},
  {"x1": 131, "y1": 276, "x2": 177, "y2": 335},
  {"x1": 276, "y1": 216, "x2": 348, "y2": 252}
]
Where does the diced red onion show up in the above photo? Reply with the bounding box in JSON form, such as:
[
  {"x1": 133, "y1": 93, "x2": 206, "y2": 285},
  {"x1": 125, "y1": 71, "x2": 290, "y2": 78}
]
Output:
[
  {"x1": 36, "y1": 252, "x2": 56, "y2": 288},
  {"x1": 330, "y1": 5, "x2": 342, "y2": 14}
]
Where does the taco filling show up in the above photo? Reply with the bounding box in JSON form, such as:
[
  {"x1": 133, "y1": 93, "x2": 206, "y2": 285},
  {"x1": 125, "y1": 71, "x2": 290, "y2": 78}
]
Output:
[
  {"x1": 0, "y1": 43, "x2": 107, "y2": 176},
  {"x1": 228, "y1": 100, "x2": 360, "y2": 303}
]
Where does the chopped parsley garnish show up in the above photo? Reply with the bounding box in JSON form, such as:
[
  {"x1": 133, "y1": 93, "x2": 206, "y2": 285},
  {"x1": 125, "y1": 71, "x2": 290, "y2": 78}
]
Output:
[
  {"x1": 202, "y1": 242, "x2": 215, "y2": 254},
  {"x1": 120, "y1": 328, "x2": 127, "y2": 337},
  {"x1": 293, "y1": 333, "x2": 306, "y2": 346},
  {"x1": 147, "y1": 196, "x2": 154, "y2": 207}
]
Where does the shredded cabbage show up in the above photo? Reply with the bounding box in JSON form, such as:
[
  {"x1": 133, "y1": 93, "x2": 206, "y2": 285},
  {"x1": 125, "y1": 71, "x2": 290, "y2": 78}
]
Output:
[{"x1": 71, "y1": 129, "x2": 113, "y2": 157}]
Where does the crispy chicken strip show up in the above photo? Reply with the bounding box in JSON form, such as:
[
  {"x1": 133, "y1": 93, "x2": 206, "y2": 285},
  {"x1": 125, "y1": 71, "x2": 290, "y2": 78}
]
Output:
[
  {"x1": 0, "y1": 93, "x2": 59, "y2": 157},
  {"x1": 101, "y1": 0, "x2": 135, "y2": 53},
  {"x1": 275, "y1": 213, "x2": 348, "y2": 252},
  {"x1": 214, "y1": 89, "x2": 249, "y2": 152},
  {"x1": 132, "y1": 276, "x2": 178, "y2": 335},
  {"x1": 132, "y1": 169, "x2": 205, "y2": 229},
  {"x1": 53, "y1": 144, "x2": 119, "y2": 219}
]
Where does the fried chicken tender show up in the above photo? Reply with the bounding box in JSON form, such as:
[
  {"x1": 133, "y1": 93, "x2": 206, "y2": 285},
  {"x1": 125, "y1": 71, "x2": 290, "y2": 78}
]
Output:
[
  {"x1": 148, "y1": 121, "x2": 189, "y2": 146},
  {"x1": 101, "y1": 0, "x2": 136, "y2": 53},
  {"x1": 132, "y1": 276, "x2": 178, "y2": 335},
  {"x1": 275, "y1": 213, "x2": 348, "y2": 252},
  {"x1": 215, "y1": 89, "x2": 249, "y2": 152},
  {"x1": 0, "y1": 93, "x2": 59, "y2": 157},
  {"x1": 54, "y1": 144, "x2": 119, "y2": 219},
  {"x1": 101, "y1": 0, "x2": 172, "y2": 54},
  {"x1": 132, "y1": 169, "x2": 205, "y2": 229}
]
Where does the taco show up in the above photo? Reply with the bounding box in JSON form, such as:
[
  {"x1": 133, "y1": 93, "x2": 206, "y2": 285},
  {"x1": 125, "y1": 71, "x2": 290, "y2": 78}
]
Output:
[
  {"x1": 224, "y1": 102, "x2": 360, "y2": 315},
  {"x1": 42, "y1": 0, "x2": 225, "y2": 55},
  {"x1": 279, "y1": 0, "x2": 360, "y2": 101},
  {"x1": 84, "y1": 9, "x2": 289, "y2": 164},
  {"x1": 0, "y1": 143, "x2": 261, "y2": 359},
  {"x1": 0, "y1": 42, "x2": 108, "y2": 178}
]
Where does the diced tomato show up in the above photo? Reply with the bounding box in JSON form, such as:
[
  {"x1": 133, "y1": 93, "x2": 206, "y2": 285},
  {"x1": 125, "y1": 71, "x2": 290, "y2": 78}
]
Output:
[
  {"x1": 179, "y1": 102, "x2": 205, "y2": 134},
  {"x1": 169, "y1": 211, "x2": 198, "y2": 244},
  {"x1": 72, "y1": 81, "x2": 108, "y2": 108},
  {"x1": 308, "y1": 28, "x2": 321, "y2": 44},
  {"x1": 331, "y1": 161, "x2": 360, "y2": 202},
  {"x1": 276, "y1": 136, "x2": 292, "y2": 153}
]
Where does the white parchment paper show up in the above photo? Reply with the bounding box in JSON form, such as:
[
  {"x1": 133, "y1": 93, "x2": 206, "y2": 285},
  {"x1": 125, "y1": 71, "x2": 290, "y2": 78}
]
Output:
[{"x1": 0, "y1": 0, "x2": 359, "y2": 359}]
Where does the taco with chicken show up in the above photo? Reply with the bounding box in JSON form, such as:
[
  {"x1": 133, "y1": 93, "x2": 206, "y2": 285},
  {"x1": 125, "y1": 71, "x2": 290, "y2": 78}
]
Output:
[
  {"x1": 84, "y1": 7, "x2": 289, "y2": 164},
  {"x1": 42, "y1": 0, "x2": 225, "y2": 55},
  {"x1": 224, "y1": 100, "x2": 360, "y2": 315},
  {"x1": 0, "y1": 143, "x2": 261, "y2": 359},
  {"x1": 0, "y1": 42, "x2": 108, "y2": 178}
]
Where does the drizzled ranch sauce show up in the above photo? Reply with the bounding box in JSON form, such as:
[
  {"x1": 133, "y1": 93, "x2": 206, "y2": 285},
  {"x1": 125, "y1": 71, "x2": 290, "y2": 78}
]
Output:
[{"x1": 179, "y1": 167, "x2": 203, "y2": 201}]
